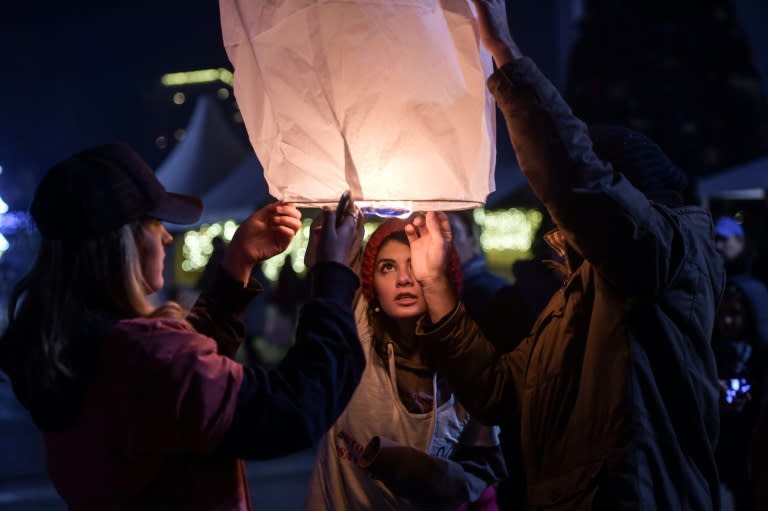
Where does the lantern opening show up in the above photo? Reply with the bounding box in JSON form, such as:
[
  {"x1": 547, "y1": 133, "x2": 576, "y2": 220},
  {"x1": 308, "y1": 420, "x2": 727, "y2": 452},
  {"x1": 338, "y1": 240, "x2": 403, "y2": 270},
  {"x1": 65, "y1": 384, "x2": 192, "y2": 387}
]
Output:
[
  {"x1": 291, "y1": 199, "x2": 485, "y2": 218},
  {"x1": 358, "y1": 201, "x2": 413, "y2": 219}
]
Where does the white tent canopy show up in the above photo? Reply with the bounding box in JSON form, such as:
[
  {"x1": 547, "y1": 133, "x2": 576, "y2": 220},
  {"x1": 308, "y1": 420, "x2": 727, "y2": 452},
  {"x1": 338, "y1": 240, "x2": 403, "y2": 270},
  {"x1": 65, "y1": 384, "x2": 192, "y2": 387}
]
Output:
[
  {"x1": 156, "y1": 95, "x2": 249, "y2": 198},
  {"x1": 698, "y1": 154, "x2": 768, "y2": 201},
  {"x1": 197, "y1": 155, "x2": 270, "y2": 226}
]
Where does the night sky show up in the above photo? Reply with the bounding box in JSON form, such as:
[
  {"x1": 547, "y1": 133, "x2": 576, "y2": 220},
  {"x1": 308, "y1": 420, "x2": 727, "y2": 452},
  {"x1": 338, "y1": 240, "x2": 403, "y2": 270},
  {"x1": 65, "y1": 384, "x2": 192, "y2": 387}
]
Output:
[{"x1": 0, "y1": 0, "x2": 230, "y2": 209}]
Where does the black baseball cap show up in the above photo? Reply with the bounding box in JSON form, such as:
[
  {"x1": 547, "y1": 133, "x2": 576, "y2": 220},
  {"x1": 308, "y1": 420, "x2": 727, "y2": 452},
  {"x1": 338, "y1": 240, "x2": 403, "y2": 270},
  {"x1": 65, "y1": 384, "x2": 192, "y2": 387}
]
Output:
[{"x1": 31, "y1": 143, "x2": 203, "y2": 241}]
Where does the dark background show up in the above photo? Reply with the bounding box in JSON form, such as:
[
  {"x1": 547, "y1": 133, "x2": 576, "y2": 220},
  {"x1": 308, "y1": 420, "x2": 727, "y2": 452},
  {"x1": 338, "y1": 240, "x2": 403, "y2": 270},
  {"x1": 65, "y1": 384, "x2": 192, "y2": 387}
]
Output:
[{"x1": 0, "y1": 0, "x2": 228, "y2": 209}]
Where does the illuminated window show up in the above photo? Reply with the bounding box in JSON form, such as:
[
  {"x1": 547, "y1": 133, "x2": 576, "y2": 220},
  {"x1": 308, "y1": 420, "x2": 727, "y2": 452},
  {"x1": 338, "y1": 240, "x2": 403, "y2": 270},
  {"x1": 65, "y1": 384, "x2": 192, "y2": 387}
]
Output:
[
  {"x1": 161, "y1": 68, "x2": 234, "y2": 87},
  {"x1": 474, "y1": 208, "x2": 542, "y2": 251},
  {"x1": 474, "y1": 208, "x2": 543, "y2": 273}
]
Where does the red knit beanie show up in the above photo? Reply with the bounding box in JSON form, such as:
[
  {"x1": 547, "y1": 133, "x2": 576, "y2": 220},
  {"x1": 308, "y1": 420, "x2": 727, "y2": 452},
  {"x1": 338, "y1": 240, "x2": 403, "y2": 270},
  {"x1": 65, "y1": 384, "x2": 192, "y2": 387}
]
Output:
[{"x1": 360, "y1": 217, "x2": 463, "y2": 304}]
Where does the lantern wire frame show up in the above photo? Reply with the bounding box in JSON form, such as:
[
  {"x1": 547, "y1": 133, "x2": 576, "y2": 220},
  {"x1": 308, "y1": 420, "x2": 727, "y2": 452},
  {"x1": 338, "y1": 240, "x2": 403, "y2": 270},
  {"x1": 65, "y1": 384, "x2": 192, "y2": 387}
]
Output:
[{"x1": 287, "y1": 199, "x2": 487, "y2": 219}]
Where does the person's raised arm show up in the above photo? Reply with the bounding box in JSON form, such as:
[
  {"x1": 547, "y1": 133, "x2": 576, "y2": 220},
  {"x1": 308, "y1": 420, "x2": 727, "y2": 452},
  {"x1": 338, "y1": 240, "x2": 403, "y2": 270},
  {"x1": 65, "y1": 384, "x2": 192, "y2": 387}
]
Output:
[
  {"x1": 222, "y1": 202, "x2": 302, "y2": 286},
  {"x1": 470, "y1": 0, "x2": 522, "y2": 67},
  {"x1": 143, "y1": 198, "x2": 366, "y2": 461},
  {"x1": 472, "y1": 0, "x2": 691, "y2": 297},
  {"x1": 217, "y1": 198, "x2": 367, "y2": 459},
  {"x1": 405, "y1": 211, "x2": 457, "y2": 324},
  {"x1": 406, "y1": 211, "x2": 525, "y2": 425},
  {"x1": 189, "y1": 203, "x2": 302, "y2": 356}
]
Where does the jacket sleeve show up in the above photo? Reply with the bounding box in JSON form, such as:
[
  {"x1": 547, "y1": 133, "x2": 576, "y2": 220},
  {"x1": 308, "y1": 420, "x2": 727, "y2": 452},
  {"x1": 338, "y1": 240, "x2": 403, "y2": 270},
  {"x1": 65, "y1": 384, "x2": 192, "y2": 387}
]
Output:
[
  {"x1": 109, "y1": 318, "x2": 246, "y2": 456},
  {"x1": 357, "y1": 428, "x2": 506, "y2": 510},
  {"x1": 417, "y1": 302, "x2": 530, "y2": 426},
  {"x1": 187, "y1": 266, "x2": 263, "y2": 358},
  {"x1": 490, "y1": 58, "x2": 687, "y2": 296},
  {"x1": 449, "y1": 420, "x2": 508, "y2": 501},
  {"x1": 218, "y1": 261, "x2": 366, "y2": 459}
]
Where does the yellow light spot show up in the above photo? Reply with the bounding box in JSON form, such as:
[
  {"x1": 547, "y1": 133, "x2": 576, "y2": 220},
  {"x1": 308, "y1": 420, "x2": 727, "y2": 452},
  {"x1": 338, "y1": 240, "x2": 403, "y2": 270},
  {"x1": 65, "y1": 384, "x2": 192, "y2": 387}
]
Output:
[
  {"x1": 218, "y1": 68, "x2": 234, "y2": 86},
  {"x1": 223, "y1": 221, "x2": 237, "y2": 241},
  {"x1": 478, "y1": 208, "x2": 542, "y2": 251},
  {"x1": 173, "y1": 92, "x2": 186, "y2": 105},
  {"x1": 161, "y1": 68, "x2": 234, "y2": 87}
]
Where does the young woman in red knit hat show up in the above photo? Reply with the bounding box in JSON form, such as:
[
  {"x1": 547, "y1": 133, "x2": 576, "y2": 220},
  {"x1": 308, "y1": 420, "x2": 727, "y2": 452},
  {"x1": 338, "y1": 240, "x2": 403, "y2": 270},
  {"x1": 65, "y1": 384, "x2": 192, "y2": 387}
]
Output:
[{"x1": 304, "y1": 216, "x2": 507, "y2": 511}]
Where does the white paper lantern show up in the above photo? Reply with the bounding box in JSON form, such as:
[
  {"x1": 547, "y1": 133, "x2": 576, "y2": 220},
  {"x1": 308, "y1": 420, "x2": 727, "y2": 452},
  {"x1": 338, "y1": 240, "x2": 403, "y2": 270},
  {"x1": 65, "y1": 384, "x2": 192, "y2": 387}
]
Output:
[{"x1": 220, "y1": 0, "x2": 496, "y2": 215}]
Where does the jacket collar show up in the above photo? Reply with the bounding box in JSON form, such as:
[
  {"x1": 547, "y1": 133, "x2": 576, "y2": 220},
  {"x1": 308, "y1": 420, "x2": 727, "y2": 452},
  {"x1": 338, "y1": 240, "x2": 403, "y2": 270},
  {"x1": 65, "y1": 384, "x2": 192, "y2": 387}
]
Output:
[{"x1": 543, "y1": 228, "x2": 581, "y2": 277}]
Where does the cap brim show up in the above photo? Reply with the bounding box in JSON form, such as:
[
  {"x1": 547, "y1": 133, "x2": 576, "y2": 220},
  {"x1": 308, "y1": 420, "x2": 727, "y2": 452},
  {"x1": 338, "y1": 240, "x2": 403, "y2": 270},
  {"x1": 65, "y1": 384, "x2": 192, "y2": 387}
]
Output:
[{"x1": 149, "y1": 192, "x2": 203, "y2": 225}]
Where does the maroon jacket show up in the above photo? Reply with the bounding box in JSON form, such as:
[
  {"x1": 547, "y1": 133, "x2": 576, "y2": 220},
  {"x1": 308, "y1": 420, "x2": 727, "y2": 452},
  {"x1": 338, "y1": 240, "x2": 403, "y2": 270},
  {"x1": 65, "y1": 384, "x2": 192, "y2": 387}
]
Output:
[
  {"x1": 45, "y1": 316, "x2": 248, "y2": 510},
  {"x1": 11, "y1": 263, "x2": 364, "y2": 510}
]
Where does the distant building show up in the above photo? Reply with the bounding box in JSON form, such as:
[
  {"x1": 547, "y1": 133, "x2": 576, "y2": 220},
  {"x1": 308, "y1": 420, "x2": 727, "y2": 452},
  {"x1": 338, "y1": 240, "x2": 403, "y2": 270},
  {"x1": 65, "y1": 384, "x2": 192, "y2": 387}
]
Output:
[{"x1": 141, "y1": 67, "x2": 248, "y2": 167}]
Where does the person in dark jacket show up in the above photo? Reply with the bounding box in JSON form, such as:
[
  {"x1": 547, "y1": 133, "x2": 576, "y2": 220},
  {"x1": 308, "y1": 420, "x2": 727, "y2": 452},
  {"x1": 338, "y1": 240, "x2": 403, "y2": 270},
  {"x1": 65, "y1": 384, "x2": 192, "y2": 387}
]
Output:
[
  {"x1": 714, "y1": 216, "x2": 752, "y2": 277},
  {"x1": 711, "y1": 216, "x2": 768, "y2": 510},
  {"x1": 715, "y1": 275, "x2": 768, "y2": 511},
  {"x1": 0, "y1": 143, "x2": 366, "y2": 510},
  {"x1": 403, "y1": 1, "x2": 725, "y2": 509},
  {"x1": 447, "y1": 210, "x2": 510, "y2": 345}
]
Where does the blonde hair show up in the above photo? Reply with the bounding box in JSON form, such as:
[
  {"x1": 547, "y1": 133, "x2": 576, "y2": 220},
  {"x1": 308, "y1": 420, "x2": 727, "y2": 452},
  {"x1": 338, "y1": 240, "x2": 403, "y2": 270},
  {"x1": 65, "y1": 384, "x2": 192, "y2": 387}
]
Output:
[
  {"x1": 1, "y1": 220, "x2": 186, "y2": 420},
  {"x1": 128, "y1": 221, "x2": 186, "y2": 321}
]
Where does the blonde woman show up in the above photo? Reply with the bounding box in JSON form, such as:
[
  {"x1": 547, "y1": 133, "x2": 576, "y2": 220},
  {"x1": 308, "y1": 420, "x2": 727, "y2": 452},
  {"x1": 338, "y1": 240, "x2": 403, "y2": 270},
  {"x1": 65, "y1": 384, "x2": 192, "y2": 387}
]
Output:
[{"x1": 0, "y1": 143, "x2": 365, "y2": 510}]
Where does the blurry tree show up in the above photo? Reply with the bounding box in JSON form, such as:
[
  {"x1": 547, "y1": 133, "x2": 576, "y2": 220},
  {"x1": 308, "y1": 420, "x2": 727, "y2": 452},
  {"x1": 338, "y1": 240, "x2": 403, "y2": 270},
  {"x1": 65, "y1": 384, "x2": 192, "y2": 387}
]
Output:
[{"x1": 565, "y1": 0, "x2": 768, "y2": 177}]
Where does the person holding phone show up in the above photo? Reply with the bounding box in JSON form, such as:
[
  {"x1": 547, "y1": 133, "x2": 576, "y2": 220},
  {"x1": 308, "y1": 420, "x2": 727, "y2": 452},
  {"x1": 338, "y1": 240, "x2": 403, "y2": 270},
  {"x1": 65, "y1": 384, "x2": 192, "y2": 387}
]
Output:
[
  {"x1": 0, "y1": 144, "x2": 366, "y2": 510},
  {"x1": 711, "y1": 227, "x2": 768, "y2": 510},
  {"x1": 404, "y1": 1, "x2": 725, "y2": 509}
]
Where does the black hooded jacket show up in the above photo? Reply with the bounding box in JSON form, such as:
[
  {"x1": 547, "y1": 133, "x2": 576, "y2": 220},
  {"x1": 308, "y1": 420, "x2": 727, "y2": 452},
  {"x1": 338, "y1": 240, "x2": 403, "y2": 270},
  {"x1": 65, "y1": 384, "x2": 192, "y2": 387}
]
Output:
[{"x1": 418, "y1": 58, "x2": 725, "y2": 511}]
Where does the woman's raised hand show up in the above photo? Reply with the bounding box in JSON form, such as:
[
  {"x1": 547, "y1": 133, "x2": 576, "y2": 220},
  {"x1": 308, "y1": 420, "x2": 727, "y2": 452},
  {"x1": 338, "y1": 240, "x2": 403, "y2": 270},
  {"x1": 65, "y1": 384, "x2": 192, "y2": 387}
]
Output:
[
  {"x1": 223, "y1": 202, "x2": 302, "y2": 285},
  {"x1": 405, "y1": 211, "x2": 452, "y2": 289},
  {"x1": 470, "y1": 0, "x2": 521, "y2": 66},
  {"x1": 405, "y1": 211, "x2": 458, "y2": 322},
  {"x1": 305, "y1": 195, "x2": 364, "y2": 269}
]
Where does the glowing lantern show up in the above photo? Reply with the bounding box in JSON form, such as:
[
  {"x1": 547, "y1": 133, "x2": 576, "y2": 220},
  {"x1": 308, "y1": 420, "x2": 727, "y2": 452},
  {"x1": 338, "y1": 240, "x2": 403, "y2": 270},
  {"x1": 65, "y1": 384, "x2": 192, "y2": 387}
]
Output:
[{"x1": 220, "y1": 0, "x2": 496, "y2": 215}]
